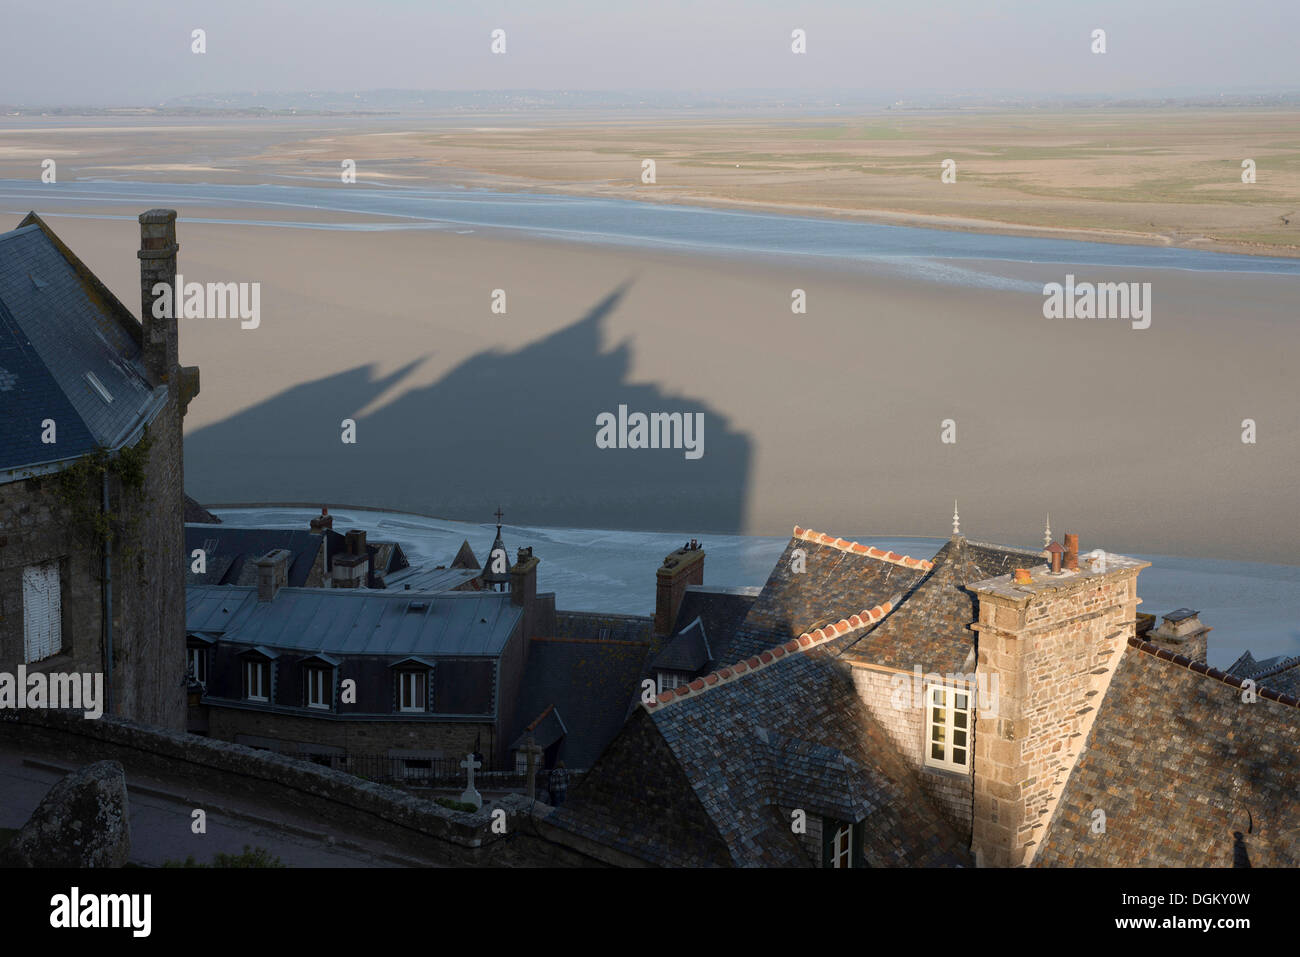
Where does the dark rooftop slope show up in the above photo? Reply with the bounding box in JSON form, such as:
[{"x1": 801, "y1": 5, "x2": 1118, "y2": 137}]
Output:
[
  {"x1": 843, "y1": 535, "x2": 1043, "y2": 674},
  {"x1": 1035, "y1": 638, "x2": 1300, "y2": 868},
  {"x1": 552, "y1": 604, "x2": 969, "y2": 867},
  {"x1": 0, "y1": 216, "x2": 161, "y2": 477},
  {"x1": 722, "y1": 526, "x2": 930, "y2": 663},
  {"x1": 510, "y1": 636, "x2": 652, "y2": 769}
]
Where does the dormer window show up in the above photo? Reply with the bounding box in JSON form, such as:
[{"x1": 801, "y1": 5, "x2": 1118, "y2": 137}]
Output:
[
  {"x1": 821, "y1": 818, "x2": 865, "y2": 868},
  {"x1": 657, "y1": 671, "x2": 689, "y2": 694},
  {"x1": 399, "y1": 671, "x2": 426, "y2": 712},
  {"x1": 244, "y1": 660, "x2": 270, "y2": 702},
  {"x1": 238, "y1": 647, "x2": 278, "y2": 703},
  {"x1": 390, "y1": 657, "x2": 435, "y2": 713},
  {"x1": 301, "y1": 654, "x2": 339, "y2": 711},
  {"x1": 306, "y1": 667, "x2": 331, "y2": 709},
  {"x1": 925, "y1": 683, "x2": 971, "y2": 772}
]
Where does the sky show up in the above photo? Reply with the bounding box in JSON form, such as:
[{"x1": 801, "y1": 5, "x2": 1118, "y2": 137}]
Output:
[{"x1": 1, "y1": 0, "x2": 1297, "y2": 105}]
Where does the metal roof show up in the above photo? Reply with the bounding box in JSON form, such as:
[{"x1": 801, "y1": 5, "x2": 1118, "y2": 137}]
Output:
[
  {"x1": 185, "y1": 585, "x2": 521, "y2": 657},
  {"x1": 384, "y1": 564, "x2": 481, "y2": 593},
  {"x1": 0, "y1": 221, "x2": 165, "y2": 477}
]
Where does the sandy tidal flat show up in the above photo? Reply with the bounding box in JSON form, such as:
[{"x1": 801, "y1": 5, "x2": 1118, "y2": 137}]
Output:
[{"x1": 27, "y1": 211, "x2": 1299, "y2": 566}]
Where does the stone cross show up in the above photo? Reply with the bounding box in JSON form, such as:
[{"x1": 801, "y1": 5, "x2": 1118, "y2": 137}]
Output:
[
  {"x1": 520, "y1": 734, "x2": 544, "y2": 802},
  {"x1": 460, "y1": 752, "x2": 483, "y2": 810}
]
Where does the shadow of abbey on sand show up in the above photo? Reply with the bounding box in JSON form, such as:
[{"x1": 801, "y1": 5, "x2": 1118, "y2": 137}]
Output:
[{"x1": 184, "y1": 284, "x2": 753, "y2": 534}]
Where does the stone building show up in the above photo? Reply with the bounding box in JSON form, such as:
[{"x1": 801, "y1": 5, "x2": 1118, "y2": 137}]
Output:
[
  {"x1": 0, "y1": 210, "x2": 197, "y2": 730},
  {"x1": 547, "y1": 520, "x2": 1300, "y2": 867}
]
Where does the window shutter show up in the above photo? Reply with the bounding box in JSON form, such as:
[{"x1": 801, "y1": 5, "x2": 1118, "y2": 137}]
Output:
[
  {"x1": 821, "y1": 817, "x2": 835, "y2": 868},
  {"x1": 23, "y1": 563, "x2": 62, "y2": 663}
]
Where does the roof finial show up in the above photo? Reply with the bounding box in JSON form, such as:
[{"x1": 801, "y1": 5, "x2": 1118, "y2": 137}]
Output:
[
  {"x1": 952, "y1": 500, "x2": 960, "y2": 537},
  {"x1": 1044, "y1": 513, "x2": 1052, "y2": 548},
  {"x1": 494, "y1": 506, "x2": 504, "y2": 530}
]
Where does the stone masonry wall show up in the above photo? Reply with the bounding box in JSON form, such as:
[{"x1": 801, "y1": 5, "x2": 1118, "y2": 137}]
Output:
[
  {"x1": 971, "y1": 569, "x2": 1141, "y2": 867},
  {"x1": 0, "y1": 476, "x2": 103, "y2": 678},
  {"x1": 111, "y1": 404, "x2": 187, "y2": 731},
  {"x1": 206, "y1": 707, "x2": 496, "y2": 764},
  {"x1": 1, "y1": 708, "x2": 605, "y2": 866}
]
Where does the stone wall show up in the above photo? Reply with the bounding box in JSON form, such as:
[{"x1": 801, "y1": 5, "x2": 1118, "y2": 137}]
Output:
[
  {"x1": 1, "y1": 709, "x2": 605, "y2": 866},
  {"x1": 205, "y1": 706, "x2": 496, "y2": 764},
  {"x1": 0, "y1": 476, "x2": 103, "y2": 679},
  {"x1": 111, "y1": 405, "x2": 187, "y2": 731},
  {"x1": 970, "y1": 565, "x2": 1143, "y2": 867}
]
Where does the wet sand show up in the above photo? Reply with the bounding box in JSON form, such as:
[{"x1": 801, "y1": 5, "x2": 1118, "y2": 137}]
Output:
[{"x1": 27, "y1": 210, "x2": 1299, "y2": 565}]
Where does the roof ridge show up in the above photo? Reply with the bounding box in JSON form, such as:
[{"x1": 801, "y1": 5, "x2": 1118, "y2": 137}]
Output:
[
  {"x1": 530, "y1": 636, "x2": 650, "y2": 647},
  {"x1": 1128, "y1": 637, "x2": 1300, "y2": 709},
  {"x1": 644, "y1": 602, "x2": 895, "y2": 712},
  {"x1": 1250, "y1": 653, "x2": 1300, "y2": 680},
  {"x1": 792, "y1": 526, "x2": 934, "y2": 571}
]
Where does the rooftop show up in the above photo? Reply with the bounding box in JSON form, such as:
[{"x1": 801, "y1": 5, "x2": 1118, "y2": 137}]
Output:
[
  {"x1": 0, "y1": 216, "x2": 165, "y2": 480},
  {"x1": 185, "y1": 585, "x2": 521, "y2": 658}
]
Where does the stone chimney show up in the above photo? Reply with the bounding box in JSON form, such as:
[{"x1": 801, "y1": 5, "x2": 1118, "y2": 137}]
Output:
[
  {"x1": 309, "y1": 507, "x2": 334, "y2": 534},
  {"x1": 967, "y1": 548, "x2": 1150, "y2": 867},
  {"x1": 331, "y1": 529, "x2": 370, "y2": 589},
  {"x1": 1063, "y1": 533, "x2": 1079, "y2": 572},
  {"x1": 1147, "y1": 608, "x2": 1210, "y2": 663},
  {"x1": 654, "y1": 542, "x2": 705, "y2": 637},
  {"x1": 138, "y1": 209, "x2": 179, "y2": 386},
  {"x1": 510, "y1": 546, "x2": 540, "y2": 640},
  {"x1": 255, "y1": 549, "x2": 292, "y2": 602}
]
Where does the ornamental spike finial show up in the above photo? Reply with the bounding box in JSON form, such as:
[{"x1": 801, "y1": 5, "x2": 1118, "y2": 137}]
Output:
[
  {"x1": 952, "y1": 500, "x2": 960, "y2": 537},
  {"x1": 1044, "y1": 513, "x2": 1052, "y2": 548}
]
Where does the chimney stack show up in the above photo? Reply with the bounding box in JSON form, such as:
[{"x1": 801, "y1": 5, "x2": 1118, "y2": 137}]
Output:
[
  {"x1": 1147, "y1": 608, "x2": 1211, "y2": 663},
  {"x1": 968, "y1": 552, "x2": 1149, "y2": 867},
  {"x1": 138, "y1": 209, "x2": 179, "y2": 386},
  {"x1": 1046, "y1": 541, "x2": 1063, "y2": 574},
  {"x1": 654, "y1": 543, "x2": 705, "y2": 637},
  {"x1": 310, "y1": 507, "x2": 334, "y2": 534},
  {"x1": 255, "y1": 549, "x2": 292, "y2": 602},
  {"x1": 1063, "y1": 533, "x2": 1079, "y2": 572},
  {"x1": 510, "y1": 546, "x2": 541, "y2": 641}
]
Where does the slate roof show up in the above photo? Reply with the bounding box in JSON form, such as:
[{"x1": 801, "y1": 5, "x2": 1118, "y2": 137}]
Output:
[
  {"x1": 450, "y1": 540, "x2": 480, "y2": 570},
  {"x1": 1035, "y1": 637, "x2": 1300, "y2": 868},
  {"x1": 552, "y1": 606, "x2": 969, "y2": 867},
  {"x1": 185, "y1": 525, "x2": 328, "y2": 587},
  {"x1": 842, "y1": 536, "x2": 1043, "y2": 674},
  {"x1": 185, "y1": 585, "x2": 521, "y2": 658},
  {"x1": 720, "y1": 526, "x2": 930, "y2": 662},
  {"x1": 0, "y1": 216, "x2": 165, "y2": 479},
  {"x1": 509, "y1": 636, "x2": 652, "y2": 769},
  {"x1": 670, "y1": 585, "x2": 758, "y2": 648},
  {"x1": 648, "y1": 616, "x2": 712, "y2": 673},
  {"x1": 554, "y1": 611, "x2": 653, "y2": 644},
  {"x1": 1226, "y1": 651, "x2": 1300, "y2": 697},
  {"x1": 509, "y1": 704, "x2": 568, "y2": 752},
  {"x1": 184, "y1": 495, "x2": 222, "y2": 524}
]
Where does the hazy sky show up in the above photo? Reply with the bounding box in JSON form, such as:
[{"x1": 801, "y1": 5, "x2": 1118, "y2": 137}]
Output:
[{"x1": 2, "y1": 0, "x2": 1297, "y2": 105}]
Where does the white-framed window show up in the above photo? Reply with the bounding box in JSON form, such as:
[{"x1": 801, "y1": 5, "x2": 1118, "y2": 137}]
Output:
[
  {"x1": 398, "y1": 671, "x2": 427, "y2": 712},
  {"x1": 830, "y1": 823, "x2": 853, "y2": 869},
  {"x1": 657, "y1": 671, "x2": 688, "y2": 693},
  {"x1": 187, "y1": 646, "x2": 207, "y2": 687},
  {"x1": 306, "y1": 667, "x2": 331, "y2": 710},
  {"x1": 244, "y1": 660, "x2": 270, "y2": 702},
  {"x1": 925, "y1": 683, "x2": 972, "y2": 772},
  {"x1": 22, "y1": 562, "x2": 62, "y2": 663}
]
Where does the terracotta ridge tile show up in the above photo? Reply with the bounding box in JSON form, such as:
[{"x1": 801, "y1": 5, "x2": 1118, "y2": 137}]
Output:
[
  {"x1": 791, "y1": 525, "x2": 934, "y2": 571},
  {"x1": 644, "y1": 603, "x2": 894, "y2": 712},
  {"x1": 1128, "y1": 637, "x2": 1300, "y2": 709}
]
